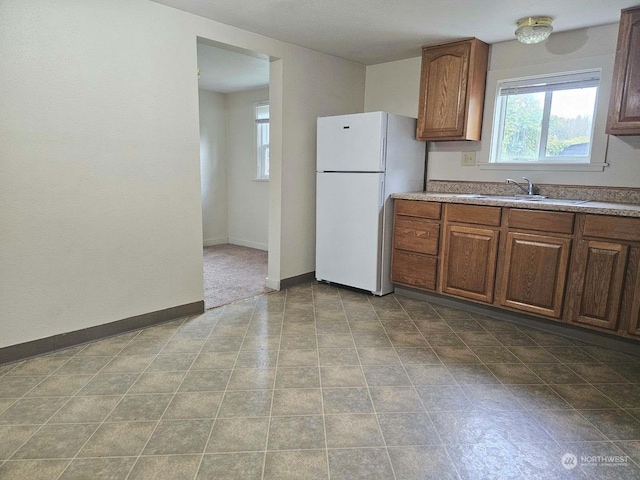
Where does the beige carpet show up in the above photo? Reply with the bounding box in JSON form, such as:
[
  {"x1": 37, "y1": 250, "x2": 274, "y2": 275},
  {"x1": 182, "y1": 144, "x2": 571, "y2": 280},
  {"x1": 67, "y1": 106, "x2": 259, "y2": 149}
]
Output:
[{"x1": 203, "y1": 244, "x2": 271, "y2": 309}]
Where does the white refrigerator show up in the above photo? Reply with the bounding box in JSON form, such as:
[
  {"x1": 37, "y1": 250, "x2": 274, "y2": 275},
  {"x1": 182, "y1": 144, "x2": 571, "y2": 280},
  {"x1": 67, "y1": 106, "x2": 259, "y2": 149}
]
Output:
[{"x1": 316, "y1": 111, "x2": 425, "y2": 295}]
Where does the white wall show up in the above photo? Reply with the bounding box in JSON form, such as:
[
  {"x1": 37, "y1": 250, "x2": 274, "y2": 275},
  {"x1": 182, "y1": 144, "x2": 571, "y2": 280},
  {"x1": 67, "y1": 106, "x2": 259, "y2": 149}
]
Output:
[
  {"x1": 227, "y1": 87, "x2": 269, "y2": 250},
  {"x1": 364, "y1": 57, "x2": 422, "y2": 118},
  {"x1": 199, "y1": 90, "x2": 228, "y2": 246},
  {"x1": 364, "y1": 24, "x2": 640, "y2": 187},
  {"x1": 0, "y1": 0, "x2": 365, "y2": 349},
  {"x1": 278, "y1": 49, "x2": 365, "y2": 280}
]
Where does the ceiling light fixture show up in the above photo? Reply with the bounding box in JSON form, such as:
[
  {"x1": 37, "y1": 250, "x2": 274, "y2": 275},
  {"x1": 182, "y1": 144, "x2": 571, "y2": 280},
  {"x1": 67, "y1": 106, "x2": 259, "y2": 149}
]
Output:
[{"x1": 515, "y1": 16, "x2": 553, "y2": 44}]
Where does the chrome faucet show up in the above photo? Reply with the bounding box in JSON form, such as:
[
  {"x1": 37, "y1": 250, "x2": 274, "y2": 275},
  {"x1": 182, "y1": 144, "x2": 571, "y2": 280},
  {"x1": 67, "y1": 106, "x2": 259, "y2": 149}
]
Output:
[{"x1": 506, "y1": 177, "x2": 535, "y2": 195}]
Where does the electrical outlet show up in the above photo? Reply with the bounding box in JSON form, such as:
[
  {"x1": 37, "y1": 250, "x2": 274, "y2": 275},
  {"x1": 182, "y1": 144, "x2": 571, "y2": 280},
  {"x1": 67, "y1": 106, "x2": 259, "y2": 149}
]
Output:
[{"x1": 461, "y1": 152, "x2": 476, "y2": 166}]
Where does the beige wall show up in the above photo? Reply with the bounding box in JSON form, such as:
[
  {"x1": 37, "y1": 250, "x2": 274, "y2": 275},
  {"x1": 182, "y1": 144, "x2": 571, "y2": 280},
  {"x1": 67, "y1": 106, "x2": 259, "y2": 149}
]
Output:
[
  {"x1": 364, "y1": 57, "x2": 422, "y2": 118},
  {"x1": 364, "y1": 24, "x2": 640, "y2": 187},
  {"x1": 0, "y1": 0, "x2": 365, "y2": 348},
  {"x1": 277, "y1": 49, "x2": 366, "y2": 280},
  {"x1": 227, "y1": 87, "x2": 269, "y2": 250},
  {"x1": 199, "y1": 89, "x2": 229, "y2": 246},
  {"x1": 199, "y1": 86, "x2": 269, "y2": 250}
]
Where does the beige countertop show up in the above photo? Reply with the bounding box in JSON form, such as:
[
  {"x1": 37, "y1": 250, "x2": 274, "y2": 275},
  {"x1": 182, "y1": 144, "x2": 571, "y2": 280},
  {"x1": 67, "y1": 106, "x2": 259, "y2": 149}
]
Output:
[{"x1": 392, "y1": 192, "x2": 640, "y2": 218}]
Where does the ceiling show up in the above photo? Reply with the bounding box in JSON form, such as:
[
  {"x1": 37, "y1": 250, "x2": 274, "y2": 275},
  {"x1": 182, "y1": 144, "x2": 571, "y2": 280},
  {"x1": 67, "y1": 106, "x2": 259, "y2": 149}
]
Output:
[
  {"x1": 154, "y1": 0, "x2": 636, "y2": 65},
  {"x1": 197, "y1": 42, "x2": 269, "y2": 93}
]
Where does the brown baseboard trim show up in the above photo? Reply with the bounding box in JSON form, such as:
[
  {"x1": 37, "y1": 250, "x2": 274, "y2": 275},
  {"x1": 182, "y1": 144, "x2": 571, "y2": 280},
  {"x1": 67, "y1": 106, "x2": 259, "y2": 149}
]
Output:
[
  {"x1": 0, "y1": 301, "x2": 205, "y2": 365},
  {"x1": 394, "y1": 287, "x2": 640, "y2": 357},
  {"x1": 280, "y1": 272, "x2": 316, "y2": 290}
]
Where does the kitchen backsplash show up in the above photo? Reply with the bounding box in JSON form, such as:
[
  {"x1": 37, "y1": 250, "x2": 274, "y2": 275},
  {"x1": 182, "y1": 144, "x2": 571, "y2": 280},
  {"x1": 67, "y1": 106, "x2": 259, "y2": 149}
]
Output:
[{"x1": 427, "y1": 180, "x2": 640, "y2": 204}]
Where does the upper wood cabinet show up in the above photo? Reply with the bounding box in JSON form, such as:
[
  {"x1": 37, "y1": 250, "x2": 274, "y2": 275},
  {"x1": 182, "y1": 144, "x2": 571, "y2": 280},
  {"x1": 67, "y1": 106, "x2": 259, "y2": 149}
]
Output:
[
  {"x1": 417, "y1": 38, "x2": 489, "y2": 141},
  {"x1": 606, "y1": 6, "x2": 640, "y2": 135}
]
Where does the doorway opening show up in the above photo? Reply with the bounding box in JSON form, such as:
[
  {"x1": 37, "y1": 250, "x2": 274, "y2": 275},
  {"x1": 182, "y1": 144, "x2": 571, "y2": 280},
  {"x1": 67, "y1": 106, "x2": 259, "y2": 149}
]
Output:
[{"x1": 197, "y1": 40, "x2": 272, "y2": 308}]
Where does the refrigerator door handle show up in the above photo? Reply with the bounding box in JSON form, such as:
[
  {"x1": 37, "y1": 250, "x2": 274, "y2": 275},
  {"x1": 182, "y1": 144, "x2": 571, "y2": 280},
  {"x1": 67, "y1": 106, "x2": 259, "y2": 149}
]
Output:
[
  {"x1": 381, "y1": 137, "x2": 386, "y2": 170},
  {"x1": 379, "y1": 178, "x2": 385, "y2": 208}
]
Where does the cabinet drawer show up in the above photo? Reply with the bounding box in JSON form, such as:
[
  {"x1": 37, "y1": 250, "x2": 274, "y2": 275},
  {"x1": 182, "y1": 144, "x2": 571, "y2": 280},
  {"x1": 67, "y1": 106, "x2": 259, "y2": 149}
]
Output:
[
  {"x1": 395, "y1": 200, "x2": 441, "y2": 219},
  {"x1": 508, "y1": 209, "x2": 574, "y2": 235},
  {"x1": 583, "y1": 215, "x2": 640, "y2": 243},
  {"x1": 392, "y1": 250, "x2": 437, "y2": 291},
  {"x1": 446, "y1": 204, "x2": 501, "y2": 226},
  {"x1": 394, "y1": 216, "x2": 440, "y2": 255}
]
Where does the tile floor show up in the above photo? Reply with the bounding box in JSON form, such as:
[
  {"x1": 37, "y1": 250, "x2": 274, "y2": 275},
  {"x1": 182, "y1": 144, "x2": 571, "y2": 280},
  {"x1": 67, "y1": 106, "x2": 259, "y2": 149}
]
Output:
[{"x1": 1, "y1": 283, "x2": 640, "y2": 479}]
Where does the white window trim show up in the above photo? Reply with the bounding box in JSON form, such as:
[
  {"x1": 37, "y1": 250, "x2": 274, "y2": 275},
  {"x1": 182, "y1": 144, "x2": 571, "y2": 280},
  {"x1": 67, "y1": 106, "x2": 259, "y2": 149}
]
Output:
[
  {"x1": 489, "y1": 69, "x2": 601, "y2": 168},
  {"x1": 474, "y1": 60, "x2": 612, "y2": 173},
  {"x1": 255, "y1": 101, "x2": 269, "y2": 181}
]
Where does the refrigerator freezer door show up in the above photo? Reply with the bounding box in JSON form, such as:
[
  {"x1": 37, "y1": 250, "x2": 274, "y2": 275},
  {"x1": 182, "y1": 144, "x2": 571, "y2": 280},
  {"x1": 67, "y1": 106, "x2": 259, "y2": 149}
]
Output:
[
  {"x1": 316, "y1": 172, "x2": 384, "y2": 293},
  {"x1": 317, "y1": 112, "x2": 387, "y2": 172}
]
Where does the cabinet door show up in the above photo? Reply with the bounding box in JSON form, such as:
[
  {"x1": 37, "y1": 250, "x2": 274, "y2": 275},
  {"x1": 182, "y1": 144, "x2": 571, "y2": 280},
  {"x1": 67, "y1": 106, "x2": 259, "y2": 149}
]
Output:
[
  {"x1": 499, "y1": 233, "x2": 571, "y2": 318},
  {"x1": 607, "y1": 6, "x2": 640, "y2": 135},
  {"x1": 440, "y1": 225, "x2": 499, "y2": 303},
  {"x1": 629, "y1": 268, "x2": 640, "y2": 336},
  {"x1": 626, "y1": 249, "x2": 640, "y2": 336},
  {"x1": 569, "y1": 240, "x2": 628, "y2": 330},
  {"x1": 417, "y1": 41, "x2": 471, "y2": 140}
]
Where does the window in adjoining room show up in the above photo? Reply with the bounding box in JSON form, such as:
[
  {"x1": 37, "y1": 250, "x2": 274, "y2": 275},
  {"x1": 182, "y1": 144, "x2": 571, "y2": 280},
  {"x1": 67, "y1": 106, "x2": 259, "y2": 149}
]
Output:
[{"x1": 255, "y1": 102, "x2": 270, "y2": 179}]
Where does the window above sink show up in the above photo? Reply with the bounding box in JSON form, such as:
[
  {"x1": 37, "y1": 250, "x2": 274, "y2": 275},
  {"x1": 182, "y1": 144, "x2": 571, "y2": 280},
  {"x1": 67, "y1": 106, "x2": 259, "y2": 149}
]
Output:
[
  {"x1": 490, "y1": 70, "x2": 600, "y2": 165},
  {"x1": 472, "y1": 61, "x2": 611, "y2": 173}
]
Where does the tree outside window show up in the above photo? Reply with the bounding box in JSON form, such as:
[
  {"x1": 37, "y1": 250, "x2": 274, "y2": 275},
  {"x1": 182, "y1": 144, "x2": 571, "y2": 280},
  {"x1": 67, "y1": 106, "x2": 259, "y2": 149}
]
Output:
[{"x1": 492, "y1": 71, "x2": 599, "y2": 164}]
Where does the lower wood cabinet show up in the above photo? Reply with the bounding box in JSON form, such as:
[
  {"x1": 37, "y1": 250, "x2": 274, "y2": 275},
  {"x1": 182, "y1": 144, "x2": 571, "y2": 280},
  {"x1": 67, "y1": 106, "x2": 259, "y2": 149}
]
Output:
[
  {"x1": 567, "y1": 240, "x2": 628, "y2": 331},
  {"x1": 567, "y1": 215, "x2": 640, "y2": 337},
  {"x1": 391, "y1": 200, "x2": 441, "y2": 292},
  {"x1": 630, "y1": 270, "x2": 640, "y2": 335},
  {"x1": 627, "y1": 248, "x2": 640, "y2": 336},
  {"x1": 393, "y1": 216, "x2": 439, "y2": 255},
  {"x1": 391, "y1": 250, "x2": 437, "y2": 290},
  {"x1": 498, "y1": 232, "x2": 571, "y2": 318},
  {"x1": 391, "y1": 199, "x2": 640, "y2": 342},
  {"x1": 440, "y1": 224, "x2": 499, "y2": 303}
]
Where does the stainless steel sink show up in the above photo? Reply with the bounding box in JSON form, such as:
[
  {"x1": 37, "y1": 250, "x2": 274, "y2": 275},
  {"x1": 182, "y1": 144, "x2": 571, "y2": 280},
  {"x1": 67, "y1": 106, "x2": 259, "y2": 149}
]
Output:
[
  {"x1": 451, "y1": 194, "x2": 491, "y2": 199},
  {"x1": 451, "y1": 194, "x2": 589, "y2": 205},
  {"x1": 526, "y1": 198, "x2": 590, "y2": 205},
  {"x1": 488, "y1": 195, "x2": 548, "y2": 201}
]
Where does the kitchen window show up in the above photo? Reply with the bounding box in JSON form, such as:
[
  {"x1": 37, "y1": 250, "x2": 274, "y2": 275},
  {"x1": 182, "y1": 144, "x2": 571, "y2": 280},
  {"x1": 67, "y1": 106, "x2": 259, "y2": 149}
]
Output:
[
  {"x1": 255, "y1": 102, "x2": 270, "y2": 180},
  {"x1": 490, "y1": 71, "x2": 600, "y2": 165}
]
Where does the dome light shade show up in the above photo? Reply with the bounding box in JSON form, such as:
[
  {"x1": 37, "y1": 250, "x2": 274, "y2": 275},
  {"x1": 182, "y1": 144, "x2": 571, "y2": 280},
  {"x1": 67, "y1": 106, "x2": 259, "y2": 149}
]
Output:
[{"x1": 515, "y1": 16, "x2": 553, "y2": 44}]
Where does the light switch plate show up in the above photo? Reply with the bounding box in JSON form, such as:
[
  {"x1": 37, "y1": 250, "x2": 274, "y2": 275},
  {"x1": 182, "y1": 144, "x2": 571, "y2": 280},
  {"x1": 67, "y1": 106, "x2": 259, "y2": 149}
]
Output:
[{"x1": 461, "y1": 152, "x2": 476, "y2": 166}]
